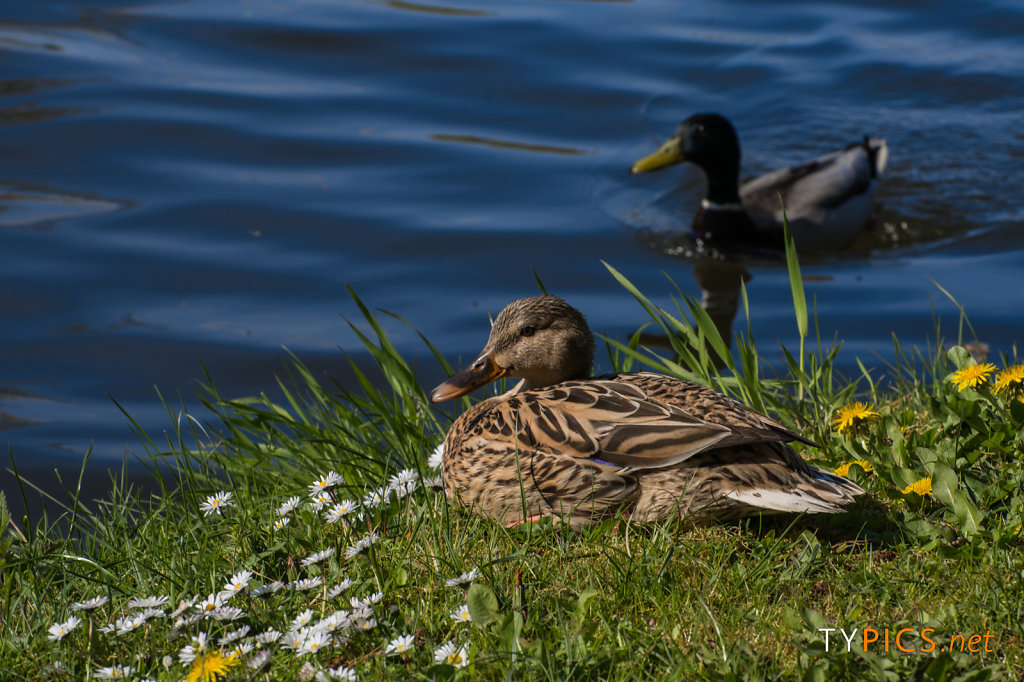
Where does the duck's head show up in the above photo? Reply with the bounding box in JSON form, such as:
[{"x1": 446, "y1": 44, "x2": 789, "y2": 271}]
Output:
[
  {"x1": 430, "y1": 296, "x2": 595, "y2": 402},
  {"x1": 631, "y1": 113, "x2": 741, "y2": 177}
]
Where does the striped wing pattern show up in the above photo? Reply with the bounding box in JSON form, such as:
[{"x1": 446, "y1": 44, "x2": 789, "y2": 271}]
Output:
[{"x1": 441, "y1": 372, "x2": 861, "y2": 527}]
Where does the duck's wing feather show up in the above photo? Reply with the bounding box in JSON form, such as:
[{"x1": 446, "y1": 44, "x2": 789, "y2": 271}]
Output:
[
  {"x1": 443, "y1": 399, "x2": 639, "y2": 526},
  {"x1": 606, "y1": 373, "x2": 819, "y2": 448},
  {"x1": 499, "y1": 375, "x2": 815, "y2": 471},
  {"x1": 740, "y1": 138, "x2": 887, "y2": 225}
]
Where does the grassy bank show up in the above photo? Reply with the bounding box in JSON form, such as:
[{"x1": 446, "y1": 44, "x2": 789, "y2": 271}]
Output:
[{"x1": 2, "y1": 261, "x2": 1022, "y2": 681}]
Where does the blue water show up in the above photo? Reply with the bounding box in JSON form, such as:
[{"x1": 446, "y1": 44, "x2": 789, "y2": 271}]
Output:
[{"x1": 2, "y1": 0, "x2": 1023, "y2": 513}]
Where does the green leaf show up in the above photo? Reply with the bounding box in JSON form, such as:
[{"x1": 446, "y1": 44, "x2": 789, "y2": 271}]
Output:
[
  {"x1": 573, "y1": 587, "x2": 600, "y2": 623},
  {"x1": 1010, "y1": 398, "x2": 1024, "y2": 422},
  {"x1": 467, "y1": 583, "x2": 499, "y2": 628},
  {"x1": 394, "y1": 567, "x2": 408, "y2": 587},
  {"x1": 930, "y1": 463, "x2": 958, "y2": 508},
  {"x1": 945, "y1": 345, "x2": 972, "y2": 369},
  {"x1": 802, "y1": 663, "x2": 827, "y2": 682},
  {"x1": 951, "y1": 491, "x2": 983, "y2": 536},
  {"x1": 782, "y1": 213, "x2": 807, "y2": 342},
  {"x1": 496, "y1": 611, "x2": 524, "y2": 654},
  {"x1": 800, "y1": 608, "x2": 827, "y2": 630},
  {"x1": 781, "y1": 606, "x2": 803, "y2": 631}
]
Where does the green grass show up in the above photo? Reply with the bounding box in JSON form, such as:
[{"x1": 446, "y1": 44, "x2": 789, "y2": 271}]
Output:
[{"x1": 1, "y1": 255, "x2": 1022, "y2": 681}]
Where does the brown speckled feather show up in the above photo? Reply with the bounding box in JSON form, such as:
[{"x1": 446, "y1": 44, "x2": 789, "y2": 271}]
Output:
[{"x1": 433, "y1": 297, "x2": 863, "y2": 528}]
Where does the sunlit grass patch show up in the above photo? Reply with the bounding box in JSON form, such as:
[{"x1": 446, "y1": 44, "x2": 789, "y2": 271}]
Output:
[{"x1": 2, "y1": 246, "x2": 1022, "y2": 679}]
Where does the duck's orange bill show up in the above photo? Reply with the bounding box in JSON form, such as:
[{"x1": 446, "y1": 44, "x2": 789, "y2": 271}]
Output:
[{"x1": 430, "y1": 349, "x2": 508, "y2": 402}]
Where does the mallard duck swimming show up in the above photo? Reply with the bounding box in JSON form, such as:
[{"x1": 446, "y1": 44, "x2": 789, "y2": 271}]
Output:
[
  {"x1": 430, "y1": 296, "x2": 862, "y2": 528},
  {"x1": 631, "y1": 113, "x2": 888, "y2": 253}
]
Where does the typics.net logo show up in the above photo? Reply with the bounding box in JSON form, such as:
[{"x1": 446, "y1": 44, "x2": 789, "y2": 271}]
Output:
[{"x1": 819, "y1": 628, "x2": 996, "y2": 654}]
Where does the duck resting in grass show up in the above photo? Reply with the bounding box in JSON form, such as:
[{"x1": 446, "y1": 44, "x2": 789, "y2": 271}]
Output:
[
  {"x1": 631, "y1": 113, "x2": 888, "y2": 253},
  {"x1": 430, "y1": 295, "x2": 863, "y2": 528}
]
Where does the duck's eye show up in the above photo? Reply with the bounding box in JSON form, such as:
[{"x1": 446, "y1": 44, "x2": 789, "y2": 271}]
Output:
[
  {"x1": 520, "y1": 326, "x2": 535, "y2": 337},
  {"x1": 694, "y1": 124, "x2": 705, "y2": 135}
]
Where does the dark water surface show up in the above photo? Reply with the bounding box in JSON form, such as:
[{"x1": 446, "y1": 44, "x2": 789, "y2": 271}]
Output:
[{"x1": 3, "y1": 0, "x2": 1023, "y2": 515}]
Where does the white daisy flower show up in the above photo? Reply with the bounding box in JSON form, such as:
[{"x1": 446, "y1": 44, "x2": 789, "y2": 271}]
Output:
[
  {"x1": 247, "y1": 649, "x2": 272, "y2": 670},
  {"x1": 313, "y1": 610, "x2": 349, "y2": 633},
  {"x1": 361, "y1": 487, "x2": 389, "y2": 509},
  {"x1": 172, "y1": 612, "x2": 203, "y2": 629},
  {"x1": 230, "y1": 641, "x2": 255, "y2": 658},
  {"x1": 195, "y1": 593, "x2": 224, "y2": 615},
  {"x1": 325, "y1": 578, "x2": 353, "y2": 599},
  {"x1": 384, "y1": 634, "x2": 415, "y2": 656},
  {"x1": 137, "y1": 607, "x2": 165, "y2": 621},
  {"x1": 422, "y1": 474, "x2": 444, "y2": 488},
  {"x1": 293, "y1": 576, "x2": 324, "y2": 592},
  {"x1": 218, "y1": 625, "x2": 250, "y2": 645},
  {"x1": 70, "y1": 596, "x2": 109, "y2": 612},
  {"x1": 277, "y1": 496, "x2": 301, "y2": 516},
  {"x1": 209, "y1": 606, "x2": 245, "y2": 621},
  {"x1": 178, "y1": 633, "x2": 208, "y2": 663},
  {"x1": 433, "y1": 641, "x2": 469, "y2": 668},
  {"x1": 444, "y1": 568, "x2": 479, "y2": 587},
  {"x1": 222, "y1": 570, "x2": 253, "y2": 595},
  {"x1": 300, "y1": 548, "x2": 336, "y2": 568},
  {"x1": 450, "y1": 603, "x2": 471, "y2": 623},
  {"x1": 169, "y1": 596, "x2": 199, "y2": 618},
  {"x1": 47, "y1": 616, "x2": 81, "y2": 641},
  {"x1": 427, "y1": 442, "x2": 445, "y2": 469},
  {"x1": 280, "y1": 629, "x2": 310, "y2": 652},
  {"x1": 387, "y1": 469, "x2": 420, "y2": 498},
  {"x1": 274, "y1": 517, "x2": 291, "y2": 530},
  {"x1": 309, "y1": 471, "x2": 344, "y2": 496},
  {"x1": 309, "y1": 491, "x2": 333, "y2": 511},
  {"x1": 199, "y1": 490, "x2": 234, "y2": 516},
  {"x1": 323, "y1": 499, "x2": 357, "y2": 524},
  {"x1": 344, "y1": 533, "x2": 380, "y2": 559},
  {"x1": 353, "y1": 616, "x2": 377, "y2": 631},
  {"x1": 350, "y1": 605, "x2": 373, "y2": 623},
  {"x1": 390, "y1": 468, "x2": 419, "y2": 486},
  {"x1": 254, "y1": 629, "x2": 282, "y2": 644},
  {"x1": 94, "y1": 665, "x2": 134, "y2": 679},
  {"x1": 309, "y1": 610, "x2": 346, "y2": 630},
  {"x1": 291, "y1": 609, "x2": 315, "y2": 630},
  {"x1": 127, "y1": 595, "x2": 169, "y2": 609},
  {"x1": 391, "y1": 481, "x2": 419, "y2": 499},
  {"x1": 349, "y1": 592, "x2": 382, "y2": 609},
  {"x1": 114, "y1": 614, "x2": 144, "y2": 635},
  {"x1": 326, "y1": 666, "x2": 357, "y2": 681},
  {"x1": 251, "y1": 581, "x2": 285, "y2": 597},
  {"x1": 97, "y1": 623, "x2": 116, "y2": 634}
]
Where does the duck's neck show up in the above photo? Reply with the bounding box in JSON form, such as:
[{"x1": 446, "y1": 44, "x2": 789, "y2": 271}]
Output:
[{"x1": 702, "y1": 158, "x2": 743, "y2": 206}]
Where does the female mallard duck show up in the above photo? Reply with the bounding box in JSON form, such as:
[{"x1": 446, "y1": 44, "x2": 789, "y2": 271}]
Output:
[
  {"x1": 430, "y1": 296, "x2": 862, "y2": 528},
  {"x1": 631, "y1": 113, "x2": 888, "y2": 253}
]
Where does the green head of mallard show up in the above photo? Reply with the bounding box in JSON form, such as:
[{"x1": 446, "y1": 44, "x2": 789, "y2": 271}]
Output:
[
  {"x1": 431, "y1": 296, "x2": 595, "y2": 402},
  {"x1": 631, "y1": 113, "x2": 743, "y2": 205}
]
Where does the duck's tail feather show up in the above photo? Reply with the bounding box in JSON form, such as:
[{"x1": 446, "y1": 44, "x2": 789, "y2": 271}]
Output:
[
  {"x1": 725, "y1": 466, "x2": 864, "y2": 514},
  {"x1": 865, "y1": 136, "x2": 889, "y2": 178}
]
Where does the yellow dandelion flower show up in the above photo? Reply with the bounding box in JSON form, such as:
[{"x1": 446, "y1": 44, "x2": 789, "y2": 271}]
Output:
[
  {"x1": 185, "y1": 652, "x2": 238, "y2": 682},
  {"x1": 1013, "y1": 524, "x2": 1022, "y2": 537},
  {"x1": 902, "y1": 477, "x2": 932, "y2": 496},
  {"x1": 832, "y1": 402, "x2": 879, "y2": 435},
  {"x1": 949, "y1": 363, "x2": 997, "y2": 392},
  {"x1": 994, "y1": 365, "x2": 1024, "y2": 397},
  {"x1": 833, "y1": 460, "x2": 874, "y2": 478}
]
